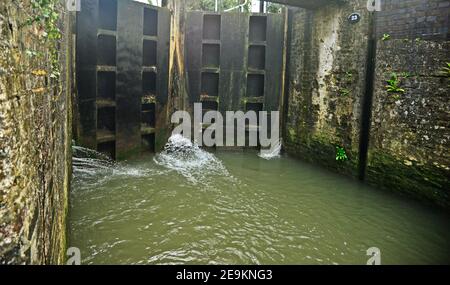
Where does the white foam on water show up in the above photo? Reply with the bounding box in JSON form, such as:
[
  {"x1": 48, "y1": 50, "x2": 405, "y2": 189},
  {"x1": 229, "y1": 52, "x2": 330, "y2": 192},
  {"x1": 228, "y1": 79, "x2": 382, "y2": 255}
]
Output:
[
  {"x1": 258, "y1": 139, "x2": 282, "y2": 160},
  {"x1": 72, "y1": 145, "x2": 153, "y2": 186},
  {"x1": 153, "y1": 134, "x2": 232, "y2": 185},
  {"x1": 72, "y1": 146, "x2": 115, "y2": 175}
]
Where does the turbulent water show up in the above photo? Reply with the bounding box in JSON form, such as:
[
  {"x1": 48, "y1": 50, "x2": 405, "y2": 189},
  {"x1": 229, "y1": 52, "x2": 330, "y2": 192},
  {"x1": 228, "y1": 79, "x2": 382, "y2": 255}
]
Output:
[
  {"x1": 153, "y1": 134, "x2": 233, "y2": 185},
  {"x1": 258, "y1": 139, "x2": 282, "y2": 160},
  {"x1": 69, "y1": 137, "x2": 450, "y2": 265}
]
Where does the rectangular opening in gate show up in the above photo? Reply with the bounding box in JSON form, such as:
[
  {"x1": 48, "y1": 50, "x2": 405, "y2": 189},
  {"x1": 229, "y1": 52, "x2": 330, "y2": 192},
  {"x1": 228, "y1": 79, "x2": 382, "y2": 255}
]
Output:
[
  {"x1": 202, "y1": 100, "x2": 218, "y2": 111},
  {"x1": 97, "y1": 71, "x2": 116, "y2": 101},
  {"x1": 97, "y1": 141, "x2": 115, "y2": 159},
  {"x1": 141, "y1": 103, "x2": 155, "y2": 127},
  {"x1": 203, "y1": 15, "x2": 221, "y2": 40},
  {"x1": 249, "y1": 16, "x2": 267, "y2": 42},
  {"x1": 245, "y1": 102, "x2": 263, "y2": 124},
  {"x1": 248, "y1": 45, "x2": 265, "y2": 70},
  {"x1": 142, "y1": 134, "x2": 155, "y2": 153},
  {"x1": 99, "y1": 0, "x2": 117, "y2": 31},
  {"x1": 202, "y1": 101, "x2": 218, "y2": 117},
  {"x1": 201, "y1": 72, "x2": 219, "y2": 97},
  {"x1": 97, "y1": 107, "x2": 116, "y2": 133},
  {"x1": 143, "y1": 8, "x2": 158, "y2": 36},
  {"x1": 246, "y1": 74, "x2": 265, "y2": 97},
  {"x1": 142, "y1": 71, "x2": 156, "y2": 95},
  {"x1": 97, "y1": 35, "x2": 116, "y2": 66},
  {"x1": 143, "y1": 40, "x2": 157, "y2": 66},
  {"x1": 202, "y1": 44, "x2": 220, "y2": 68}
]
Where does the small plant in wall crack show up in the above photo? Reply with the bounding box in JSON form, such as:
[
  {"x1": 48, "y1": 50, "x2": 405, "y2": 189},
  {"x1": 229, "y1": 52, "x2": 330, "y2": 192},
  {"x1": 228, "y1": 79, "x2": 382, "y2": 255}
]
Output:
[
  {"x1": 338, "y1": 71, "x2": 354, "y2": 97},
  {"x1": 381, "y1": 33, "x2": 391, "y2": 41},
  {"x1": 440, "y1": 62, "x2": 450, "y2": 77},
  {"x1": 339, "y1": 88, "x2": 351, "y2": 97},
  {"x1": 440, "y1": 62, "x2": 450, "y2": 87},
  {"x1": 345, "y1": 71, "x2": 353, "y2": 81},
  {"x1": 399, "y1": 72, "x2": 411, "y2": 78},
  {"x1": 335, "y1": 146, "x2": 348, "y2": 162},
  {"x1": 386, "y1": 73, "x2": 405, "y2": 94}
]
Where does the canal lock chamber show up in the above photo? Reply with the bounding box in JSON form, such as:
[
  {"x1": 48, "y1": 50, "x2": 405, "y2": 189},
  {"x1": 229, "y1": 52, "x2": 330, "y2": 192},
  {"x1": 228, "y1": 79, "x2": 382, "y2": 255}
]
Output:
[
  {"x1": 68, "y1": 0, "x2": 450, "y2": 265},
  {"x1": 1, "y1": 0, "x2": 449, "y2": 265}
]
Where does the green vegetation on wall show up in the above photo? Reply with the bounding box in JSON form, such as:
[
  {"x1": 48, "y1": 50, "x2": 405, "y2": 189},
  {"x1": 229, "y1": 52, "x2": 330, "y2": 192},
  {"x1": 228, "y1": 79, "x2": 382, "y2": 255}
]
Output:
[
  {"x1": 25, "y1": 0, "x2": 61, "y2": 80},
  {"x1": 385, "y1": 72, "x2": 405, "y2": 94},
  {"x1": 441, "y1": 62, "x2": 450, "y2": 87},
  {"x1": 266, "y1": 2, "x2": 283, "y2": 13},
  {"x1": 339, "y1": 88, "x2": 351, "y2": 97},
  {"x1": 335, "y1": 146, "x2": 348, "y2": 161},
  {"x1": 440, "y1": 62, "x2": 450, "y2": 77},
  {"x1": 338, "y1": 71, "x2": 353, "y2": 97}
]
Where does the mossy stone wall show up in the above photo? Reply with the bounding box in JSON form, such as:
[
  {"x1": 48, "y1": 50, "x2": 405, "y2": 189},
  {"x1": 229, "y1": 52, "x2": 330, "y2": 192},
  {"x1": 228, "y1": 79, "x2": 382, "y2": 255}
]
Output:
[
  {"x1": 285, "y1": 0, "x2": 449, "y2": 207},
  {"x1": 0, "y1": 0, "x2": 72, "y2": 264},
  {"x1": 284, "y1": 0, "x2": 370, "y2": 177}
]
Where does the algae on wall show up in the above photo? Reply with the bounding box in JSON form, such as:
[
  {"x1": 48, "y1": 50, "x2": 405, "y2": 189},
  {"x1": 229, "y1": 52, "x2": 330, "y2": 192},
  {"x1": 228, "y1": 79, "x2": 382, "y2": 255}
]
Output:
[
  {"x1": 284, "y1": 0, "x2": 450, "y2": 208},
  {"x1": 0, "y1": 0, "x2": 72, "y2": 264},
  {"x1": 364, "y1": 0, "x2": 450, "y2": 208},
  {"x1": 284, "y1": 0, "x2": 370, "y2": 177},
  {"x1": 368, "y1": 39, "x2": 450, "y2": 208}
]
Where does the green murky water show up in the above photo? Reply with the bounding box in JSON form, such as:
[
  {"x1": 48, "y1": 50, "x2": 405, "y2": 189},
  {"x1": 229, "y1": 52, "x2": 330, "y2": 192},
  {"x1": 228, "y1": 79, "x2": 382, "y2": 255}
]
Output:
[{"x1": 69, "y1": 137, "x2": 450, "y2": 265}]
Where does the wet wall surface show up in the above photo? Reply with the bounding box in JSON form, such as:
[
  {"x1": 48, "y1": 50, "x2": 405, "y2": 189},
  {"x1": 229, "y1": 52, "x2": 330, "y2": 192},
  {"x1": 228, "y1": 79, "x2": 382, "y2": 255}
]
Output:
[
  {"x1": 185, "y1": 11, "x2": 285, "y2": 118},
  {"x1": 76, "y1": 0, "x2": 170, "y2": 159}
]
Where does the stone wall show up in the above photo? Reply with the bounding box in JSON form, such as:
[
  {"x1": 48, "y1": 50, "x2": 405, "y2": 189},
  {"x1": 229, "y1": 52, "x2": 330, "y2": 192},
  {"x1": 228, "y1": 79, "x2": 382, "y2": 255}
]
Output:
[
  {"x1": 367, "y1": 0, "x2": 449, "y2": 207},
  {"x1": 0, "y1": 0, "x2": 72, "y2": 264},
  {"x1": 284, "y1": 0, "x2": 449, "y2": 207},
  {"x1": 375, "y1": 0, "x2": 449, "y2": 40},
  {"x1": 284, "y1": 0, "x2": 371, "y2": 176}
]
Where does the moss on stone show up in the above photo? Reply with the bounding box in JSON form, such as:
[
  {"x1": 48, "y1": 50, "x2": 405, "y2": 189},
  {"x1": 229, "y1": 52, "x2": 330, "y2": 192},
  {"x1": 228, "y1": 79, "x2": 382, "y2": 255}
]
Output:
[{"x1": 367, "y1": 151, "x2": 450, "y2": 208}]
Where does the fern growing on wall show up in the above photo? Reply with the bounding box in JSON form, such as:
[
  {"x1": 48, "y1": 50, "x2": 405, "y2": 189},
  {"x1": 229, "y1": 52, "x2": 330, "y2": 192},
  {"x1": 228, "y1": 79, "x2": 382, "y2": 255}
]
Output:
[
  {"x1": 336, "y1": 146, "x2": 348, "y2": 161},
  {"x1": 386, "y1": 73, "x2": 405, "y2": 94}
]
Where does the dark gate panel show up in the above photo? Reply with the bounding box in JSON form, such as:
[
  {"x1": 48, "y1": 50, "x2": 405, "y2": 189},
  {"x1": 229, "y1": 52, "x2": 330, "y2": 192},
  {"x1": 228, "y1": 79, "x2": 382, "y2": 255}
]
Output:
[
  {"x1": 76, "y1": 0, "x2": 170, "y2": 159},
  {"x1": 220, "y1": 13, "x2": 248, "y2": 112},
  {"x1": 185, "y1": 11, "x2": 285, "y2": 146},
  {"x1": 185, "y1": 11, "x2": 203, "y2": 104}
]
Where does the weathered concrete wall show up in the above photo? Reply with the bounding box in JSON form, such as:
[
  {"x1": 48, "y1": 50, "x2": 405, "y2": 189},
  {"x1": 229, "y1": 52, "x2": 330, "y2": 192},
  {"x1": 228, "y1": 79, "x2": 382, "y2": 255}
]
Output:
[
  {"x1": 284, "y1": 0, "x2": 370, "y2": 176},
  {"x1": 285, "y1": 0, "x2": 450, "y2": 207},
  {"x1": 0, "y1": 0, "x2": 72, "y2": 264},
  {"x1": 367, "y1": 0, "x2": 450, "y2": 207}
]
